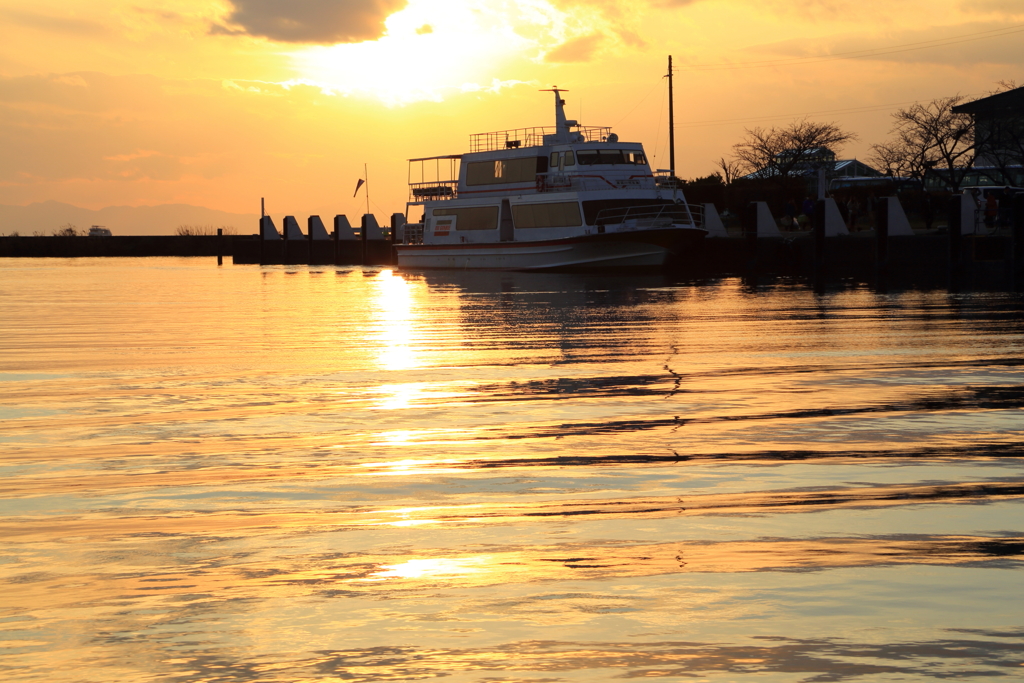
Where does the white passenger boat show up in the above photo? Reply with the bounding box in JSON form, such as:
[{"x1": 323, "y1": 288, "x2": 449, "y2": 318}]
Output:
[{"x1": 395, "y1": 89, "x2": 706, "y2": 271}]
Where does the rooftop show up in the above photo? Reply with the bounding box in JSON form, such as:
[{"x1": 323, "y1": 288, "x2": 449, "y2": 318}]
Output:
[{"x1": 952, "y1": 85, "x2": 1024, "y2": 115}]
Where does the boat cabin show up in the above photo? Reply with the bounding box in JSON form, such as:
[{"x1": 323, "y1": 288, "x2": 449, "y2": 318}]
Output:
[{"x1": 404, "y1": 89, "x2": 694, "y2": 246}]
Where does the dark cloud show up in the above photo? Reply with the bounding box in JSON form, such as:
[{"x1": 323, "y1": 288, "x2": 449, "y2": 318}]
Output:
[
  {"x1": 545, "y1": 34, "x2": 605, "y2": 63},
  {"x1": 212, "y1": 0, "x2": 409, "y2": 44}
]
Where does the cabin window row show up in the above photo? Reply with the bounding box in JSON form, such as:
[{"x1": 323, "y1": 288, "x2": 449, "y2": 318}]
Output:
[
  {"x1": 432, "y1": 202, "x2": 583, "y2": 230},
  {"x1": 576, "y1": 150, "x2": 647, "y2": 166},
  {"x1": 465, "y1": 158, "x2": 546, "y2": 186},
  {"x1": 550, "y1": 149, "x2": 647, "y2": 168}
]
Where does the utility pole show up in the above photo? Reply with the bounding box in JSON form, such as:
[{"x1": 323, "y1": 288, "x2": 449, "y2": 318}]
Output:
[{"x1": 667, "y1": 55, "x2": 675, "y2": 177}]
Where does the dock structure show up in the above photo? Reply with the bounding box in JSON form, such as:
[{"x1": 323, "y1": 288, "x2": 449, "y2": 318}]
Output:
[
  {"x1": 691, "y1": 194, "x2": 1024, "y2": 289},
  {"x1": 233, "y1": 213, "x2": 396, "y2": 265},
  {"x1": 214, "y1": 194, "x2": 1024, "y2": 288}
]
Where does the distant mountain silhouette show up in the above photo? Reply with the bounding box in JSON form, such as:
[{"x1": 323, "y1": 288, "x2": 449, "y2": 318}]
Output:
[{"x1": 0, "y1": 201, "x2": 259, "y2": 236}]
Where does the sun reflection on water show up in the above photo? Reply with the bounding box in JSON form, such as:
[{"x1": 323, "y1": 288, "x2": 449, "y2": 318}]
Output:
[
  {"x1": 369, "y1": 269, "x2": 420, "y2": 371},
  {"x1": 372, "y1": 557, "x2": 488, "y2": 581}
]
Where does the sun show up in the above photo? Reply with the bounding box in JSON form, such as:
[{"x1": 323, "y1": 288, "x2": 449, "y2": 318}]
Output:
[{"x1": 289, "y1": 0, "x2": 589, "y2": 105}]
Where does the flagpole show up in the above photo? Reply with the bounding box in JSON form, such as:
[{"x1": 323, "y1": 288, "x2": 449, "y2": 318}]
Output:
[{"x1": 364, "y1": 163, "x2": 370, "y2": 216}]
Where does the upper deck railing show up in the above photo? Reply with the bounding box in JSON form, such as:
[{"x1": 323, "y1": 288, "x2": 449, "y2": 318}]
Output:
[
  {"x1": 595, "y1": 203, "x2": 703, "y2": 229},
  {"x1": 469, "y1": 126, "x2": 613, "y2": 153}
]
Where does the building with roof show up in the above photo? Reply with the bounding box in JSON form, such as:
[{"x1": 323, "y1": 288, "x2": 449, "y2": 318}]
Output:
[
  {"x1": 742, "y1": 147, "x2": 884, "y2": 196},
  {"x1": 952, "y1": 85, "x2": 1024, "y2": 187}
]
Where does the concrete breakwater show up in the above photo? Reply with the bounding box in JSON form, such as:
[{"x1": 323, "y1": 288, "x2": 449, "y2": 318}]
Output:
[
  {"x1": 231, "y1": 214, "x2": 399, "y2": 266},
  {"x1": 5, "y1": 197, "x2": 1024, "y2": 288},
  {"x1": 0, "y1": 234, "x2": 233, "y2": 258}
]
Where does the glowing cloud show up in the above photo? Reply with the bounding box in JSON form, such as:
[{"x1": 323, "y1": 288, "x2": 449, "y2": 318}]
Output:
[{"x1": 288, "y1": 0, "x2": 606, "y2": 104}]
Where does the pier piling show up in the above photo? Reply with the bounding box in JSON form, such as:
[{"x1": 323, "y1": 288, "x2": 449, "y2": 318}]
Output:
[
  {"x1": 875, "y1": 197, "x2": 890, "y2": 279},
  {"x1": 948, "y1": 195, "x2": 964, "y2": 283},
  {"x1": 741, "y1": 201, "x2": 758, "y2": 271},
  {"x1": 1013, "y1": 194, "x2": 1024, "y2": 286},
  {"x1": 813, "y1": 199, "x2": 826, "y2": 272}
]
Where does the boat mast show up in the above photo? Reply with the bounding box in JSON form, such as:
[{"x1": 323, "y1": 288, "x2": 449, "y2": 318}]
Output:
[
  {"x1": 667, "y1": 55, "x2": 675, "y2": 177},
  {"x1": 541, "y1": 87, "x2": 574, "y2": 143}
]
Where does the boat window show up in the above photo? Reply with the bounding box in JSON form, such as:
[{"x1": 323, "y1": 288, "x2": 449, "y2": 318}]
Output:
[
  {"x1": 432, "y1": 206, "x2": 499, "y2": 230},
  {"x1": 629, "y1": 152, "x2": 646, "y2": 165},
  {"x1": 575, "y1": 149, "x2": 632, "y2": 165},
  {"x1": 466, "y1": 157, "x2": 544, "y2": 186},
  {"x1": 512, "y1": 202, "x2": 583, "y2": 228},
  {"x1": 564, "y1": 151, "x2": 575, "y2": 166},
  {"x1": 550, "y1": 152, "x2": 559, "y2": 168},
  {"x1": 599, "y1": 150, "x2": 626, "y2": 165}
]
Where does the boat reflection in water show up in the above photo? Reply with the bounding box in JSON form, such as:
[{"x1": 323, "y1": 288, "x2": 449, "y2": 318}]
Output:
[{"x1": 1, "y1": 258, "x2": 1023, "y2": 682}]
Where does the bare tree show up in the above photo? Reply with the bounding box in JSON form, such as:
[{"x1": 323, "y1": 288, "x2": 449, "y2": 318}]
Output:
[
  {"x1": 732, "y1": 119, "x2": 857, "y2": 181},
  {"x1": 715, "y1": 157, "x2": 745, "y2": 185},
  {"x1": 876, "y1": 95, "x2": 975, "y2": 191},
  {"x1": 53, "y1": 224, "x2": 79, "y2": 237},
  {"x1": 868, "y1": 139, "x2": 927, "y2": 181}
]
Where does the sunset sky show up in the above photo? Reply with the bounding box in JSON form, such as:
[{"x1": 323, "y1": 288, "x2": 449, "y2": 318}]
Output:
[{"x1": 2, "y1": 0, "x2": 1022, "y2": 224}]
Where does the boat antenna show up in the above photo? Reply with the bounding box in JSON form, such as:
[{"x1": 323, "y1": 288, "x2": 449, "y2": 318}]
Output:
[
  {"x1": 665, "y1": 55, "x2": 675, "y2": 176},
  {"x1": 540, "y1": 86, "x2": 573, "y2": 142},
  {"x1": 364, "y1": 163, "x2": 370, "y2": 216}
]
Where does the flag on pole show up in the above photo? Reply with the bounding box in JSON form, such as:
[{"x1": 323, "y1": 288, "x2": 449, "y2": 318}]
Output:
[{"x1": 353, "y1": 178, "x2": 365, "y2": 197}]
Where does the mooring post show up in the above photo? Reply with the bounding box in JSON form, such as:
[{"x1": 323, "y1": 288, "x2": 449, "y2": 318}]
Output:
[
  {"x1": 1012, "y1": 193, "x2": 1024, "y2": 286},
  {"x1": 282, "y1": 214, "x2": 290, "y2": 266},
  {"x1": 949, "y1": 194, "x2": 963, "y2": 275},
  {"x1": 259, "y1": 198, "x2": 265, "y2": 266},
  {"x1": 390, "y1": 213, "x2": 405, "y2": 266},
  {"x1": 333, "y1": 218, "x2": 340, "y2": 266},
  {"x1": 217, "y1": 227, "x2": 223, "y2": 266},
  {"x1": 875, "y1": 197, "x2": 889, "y2": 270},
  {"x1": 741, "y1": 201, "x2": 757, "y2": 271},
  {"x1": 307, "y1": 216, "x2": 314, "y2": 265},
  {"x1": 360, "y1": 214, "x2": 369, "y2": 265},
  {"x1": 813, "y1": 199, "x2": 826, "y2": 272},
  {"x1": 258, "y1": 216, "x2": 265, "y2": 265}
]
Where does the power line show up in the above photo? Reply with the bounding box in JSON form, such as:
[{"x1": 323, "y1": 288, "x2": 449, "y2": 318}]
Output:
[
  {"x1": 679, "y1": 23, "x2": 1024, "y2": 71},
  {"x1": 673, "y1": 90, "x2": 994, "y2": 128}
]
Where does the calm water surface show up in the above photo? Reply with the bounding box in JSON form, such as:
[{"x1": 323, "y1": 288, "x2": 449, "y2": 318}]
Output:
[{"x1": 2, "y1": 257, "x2": 1024, "y2": 682}]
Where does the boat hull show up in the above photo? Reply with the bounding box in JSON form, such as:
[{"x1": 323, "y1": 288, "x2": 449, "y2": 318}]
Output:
[{"x1": 396, "y1": 227, "x2": 705, "y2": 271}]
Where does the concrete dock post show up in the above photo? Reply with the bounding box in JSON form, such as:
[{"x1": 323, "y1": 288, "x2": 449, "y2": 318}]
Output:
[
  {"x1": 875, "y1": 196, "x2": 890, "y2": 274},
  {"x1": 308, "y1": 216, "x2": 331, "y2": 265},
  {"x1": 217, "y1": 227, "x2": 223, "y2": 266},
  {"x1": 359, "y1": 214, "x2": 368, "y2": 265},
  {"x1": 742, "y1": 201, "x2": 758, "y2": 270},
  {"x1": 258, "y1": 216, "x2": 264, "y2": 265},
  {"x1": 281, "y1": 214, "x2": 289, "y2": 264},
  {"x1": 1012, "y1": 194, "x2": 1024, "y2": 284},
  {"x1": 307, "y1": 216, "x2": 314, "y2": 261},
  {"x1": 948, "y1": 194, "x2": 964, "y2": 280},
  {"x1": 283, "y1": 216, "x2": 306, "y2": 264},
  {"x1": 333, "y1": 215, "x2": 357, "y2": 266},
  {"x1": 813, "y1": 199, "x2": 826, "y2": 271},
  {"x1": 390, "y1": 213, "x2": 405, "y2": 266},
  {"x1": 333, "y1": 219, "x2": 340, "y2": 265}
]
